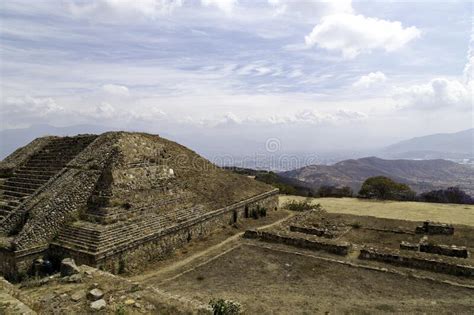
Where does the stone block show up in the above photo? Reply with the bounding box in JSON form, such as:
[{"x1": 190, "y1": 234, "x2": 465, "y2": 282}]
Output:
[{"x1": 60, "y1": 258, "x2": 80, "y2": 277}]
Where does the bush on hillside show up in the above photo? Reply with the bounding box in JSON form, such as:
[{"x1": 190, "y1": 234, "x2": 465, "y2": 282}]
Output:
[
  {"x1": 418, "y1": 187, "x2": 473, "y2": 204},
  {"x1": 283, "y1": 199, "x2": 322, "y2": 211},
  {"x1": 209, "y1": 299, "x2": 241, "y2": 315},
  {"x1": 317, "y1": 185, "x2": 353, "y2": 198},
  {"x1": 358, "y1": 176, "x2": 415, "y2": 201}
]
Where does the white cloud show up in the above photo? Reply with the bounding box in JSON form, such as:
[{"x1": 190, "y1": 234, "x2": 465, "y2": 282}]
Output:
[
  {"x1": 268, "y1": 0, "x2": 353, "y2": 17},
  {"x1": 463, "y1": 30, "x2": 474, "y2": 84},
  {"x1": 191, "y1": 108, "x2": 368, "y2": 127},
  {"x1": 294, "y1": 108, "x2": 367, "y2": 124},
  {"x1": 93, "y1": 102, "x2": 116, "y2": 118},
  {"x1": 2, "y1": 96, "x2": 64, "y2": 117},
  {"x1": 0, "y1": 96, "x2": 67, "y2": 128},
  {"x1": 394, "y1": 27, "x2": 473, "y2": 112},
  {"x1": 102, "y1": 83, "x2": 130, "y2": 96},
  {"x1": 305, "y1": 14, "x2": 421, "y2": 59},
  {"x1": 69, "y1": 0, "x2": 183, "y2": 20},
  {"x1": 353, "y1": 71, "x2": 387, "y2": 88},
  {"x1": 200, "y1": 0, "x2": 238, "y2": 14},
  {"x1": 130, "y1": 107, "x2": 168, "y2": 122},
  {"x1": 394, "y1": 78, "x2": 472, "y2": 111}
]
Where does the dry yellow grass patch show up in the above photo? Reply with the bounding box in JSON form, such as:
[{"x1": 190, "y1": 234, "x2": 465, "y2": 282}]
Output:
[{"x1": 279, "y1": 195, "x2": 474, "y2": 226}]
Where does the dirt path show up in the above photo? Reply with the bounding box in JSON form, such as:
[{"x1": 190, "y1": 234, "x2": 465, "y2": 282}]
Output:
[{"x1": 131, "y1": 212, "x2": 295, "y2": 283}]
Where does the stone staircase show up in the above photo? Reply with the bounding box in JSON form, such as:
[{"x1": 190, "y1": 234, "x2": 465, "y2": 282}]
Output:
[
  {"x1": 54, "y1": 205, "x2": 207, "y2": 255},
  {"x1": 0, "y1": 135, "x2": 97, "y2": 221}
]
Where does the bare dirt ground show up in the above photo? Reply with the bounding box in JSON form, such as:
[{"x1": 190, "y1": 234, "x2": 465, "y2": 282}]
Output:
[
  {"x1": 279, "y1": 195, "x2": 474, "y2": 226},
  {"x1": 131, "y1": 209, "x2": 293, "y2": 283},
  {"x1": 159, "y1": 244, "x2": 474, "y2": 314}
]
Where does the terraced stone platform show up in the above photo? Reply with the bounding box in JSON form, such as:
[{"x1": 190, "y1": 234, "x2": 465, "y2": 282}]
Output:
[{"x1": 0, "y1": 132, "x2": 278, "y2": 280}]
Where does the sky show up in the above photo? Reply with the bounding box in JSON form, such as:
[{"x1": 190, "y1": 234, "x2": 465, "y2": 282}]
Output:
[{"x1": 0, "y1": 0, "x2": 473, "y2": 157}]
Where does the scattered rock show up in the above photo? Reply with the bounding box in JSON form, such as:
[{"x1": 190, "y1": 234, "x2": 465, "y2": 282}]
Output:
[
  {"x1": 90, "y1": 299, "x2": 106, "y2": 310},
  {"x1": 87, "y1": 288, "x2": 104, "y2": 301},
  {"x1": 60, "y1": 258, "x2": 80, "y2": 277},
  {"x1": 67, "y1": 273, "x2": 83, "y2": 283},
  {"x1": 71, "y1": 291, "x2": 86, "y2": 302},
  {"x1": 124, "y1": 299, "x2": 135, "y2": 306},
  {"x1": 40, "y1": 293, "x2": 55, "y2": 304}
]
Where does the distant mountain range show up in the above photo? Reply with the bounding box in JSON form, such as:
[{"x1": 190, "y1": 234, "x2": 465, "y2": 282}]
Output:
[
  {"x1": 380, "y1": 128, "x2": 473, "y2": 160},
  {"x1": 280, "y1": 157, "x2": 474, "y2": 195}
]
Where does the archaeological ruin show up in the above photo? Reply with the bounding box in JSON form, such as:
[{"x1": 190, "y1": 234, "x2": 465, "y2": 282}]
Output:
[{"x1": 0, "y1": 132, "x2": 278, "y2": 280}]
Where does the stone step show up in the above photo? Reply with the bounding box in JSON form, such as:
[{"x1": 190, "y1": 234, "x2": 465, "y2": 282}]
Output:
[
  {"x1": 0, "y1": 208, "x2": 12, "y2": 217},
  {"x1": 12, "y1": 174, "x2": 52, "y2": 182},
  {"x1": 57, "y1": 216, "x2": 191, "y2": 253},
  {"x1": 0, "y1": 204, "x2": 15, "y2": 212},
  {"x1": 28, "y1": 156, "x2": 76, "y2": 162},
  {"x1": 1, "y1": 189, "x2": 31, "y2": 198},
  {"x1": 0, "y1": 184, "x2": 36, "y2": 194},
  {"x1": 13, "y1": 171, "x2": 58, "y2": 179},
  {"x1": 17, "y1": 166, "x2": 62, "y2": 172},
  {"x1": 4, "y1": 180, "x2": 44, "y2": 190},
  {"x1": 0, "y1": 193, "x2": 21, "y2": 202},
  {"x1": 23, "y1": 161, "x2": 69, "y2": 168}
]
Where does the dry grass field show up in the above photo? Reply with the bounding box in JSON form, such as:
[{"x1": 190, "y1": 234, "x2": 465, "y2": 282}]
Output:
[{"x1": 279, "y1": 195, "x2": 474, "y2": 226}]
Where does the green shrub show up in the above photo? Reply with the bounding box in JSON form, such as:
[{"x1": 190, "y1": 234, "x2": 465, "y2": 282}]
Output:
[
  {"x1": 115, "y1": 305, "x2": 126, "y2": 315},
  {"x1": 258, "y1": 207, "x2": 267, "y2": 217},
  {"x1": 209, "y1": 298, "x2": 241, "y2": 315},
  {"x1": 283, "y1": 199, "x2": 321, "y2": 211},
  {"x1": 351, "y1": 222, "x2": 361, "y2": 229},
  {"x1": 358, "y1": 176, "x2": 415, "y2": 201}
]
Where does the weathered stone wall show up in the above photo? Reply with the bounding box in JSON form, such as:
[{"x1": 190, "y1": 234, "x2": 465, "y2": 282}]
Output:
[
  {"x1": 0, "y1": 246, "x2": 48, "y2": 281},
  {"x1": 50, "y1": 191, "x2": 278, "y2": 274},
  {"x1": 0, "y1": 136, "x2": 55, "y2": 177},
  {"x1": 415, "y1": 221, "x2": 454, "y2": 235},
  {"x1": 244, "y1": 230, "x2": 351, "y2": 256},
  {"x1": 359, "y1": 247, "x2": 474, "y2": 277},
  {"x1": 289, "y1": 225, "x2": 336, "y2": 238},
  {"x1": 419, "y1": 243, "x2": 469, "y2": 258}
]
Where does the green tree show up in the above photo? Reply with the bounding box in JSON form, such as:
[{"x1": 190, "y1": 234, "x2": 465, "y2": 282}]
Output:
[{"x1": 358, "y1": 176, "x2": 415, "y2": 201}]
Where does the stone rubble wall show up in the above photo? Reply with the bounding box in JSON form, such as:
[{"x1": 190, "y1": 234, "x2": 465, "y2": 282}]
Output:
[
  {"x1": 359, "y1": 247, "x2": 474, "y2": 277},
  {"x1": 419, "y1": 243, "x2": 469, "y2": 259},
  {"x1": 415, "y1": 221, "x2": 454, "y2": 235},
  {"x1": 289, "y1": 225, "x2": 336, "y2": 238},
  {"x1": 243, "y1": 229, "x2": 351, "y2": 256},
  {"x1": 0, "y1": 136, "x2": 55, "y2": 177}
]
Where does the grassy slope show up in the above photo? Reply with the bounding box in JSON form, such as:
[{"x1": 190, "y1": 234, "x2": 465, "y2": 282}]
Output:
[{"x1": 279, "y1": 195, "x2": 474, "y2": 226}]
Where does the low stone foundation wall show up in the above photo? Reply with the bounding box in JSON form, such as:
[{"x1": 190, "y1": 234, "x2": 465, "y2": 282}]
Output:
[
  {"x1": 243, "y1": 230, "x2": 351, "y2": 256},
  {"x1": 0, "y1": 246, "x2": 48, "y2": 281},
  {"x1": 289, "y1": 225, "x2": 336, "y2": 238},
  {"x1": 420, "y1": 243, "x2": 469, "y2": 259},
  {"x1": 415, "y1": 221, "x2": 454, "y2": 235},
  {"x1": 359, "y1": 247, "x2": 474, "y2": 277},
  {"x1": 400, "y1": 241, "x2": 419, "y2": 251}
]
